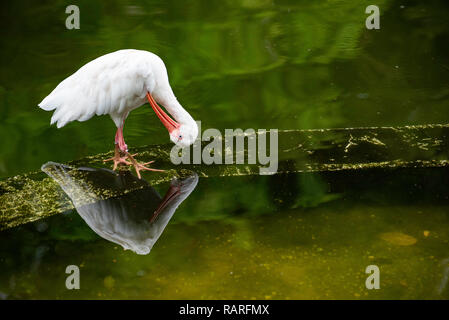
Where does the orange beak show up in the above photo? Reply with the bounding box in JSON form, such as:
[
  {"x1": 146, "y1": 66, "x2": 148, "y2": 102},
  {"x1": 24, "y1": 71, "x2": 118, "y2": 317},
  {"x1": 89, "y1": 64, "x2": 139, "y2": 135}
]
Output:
[{"x1": 147, "y1": 92, "x2": 180, "y2": 133}]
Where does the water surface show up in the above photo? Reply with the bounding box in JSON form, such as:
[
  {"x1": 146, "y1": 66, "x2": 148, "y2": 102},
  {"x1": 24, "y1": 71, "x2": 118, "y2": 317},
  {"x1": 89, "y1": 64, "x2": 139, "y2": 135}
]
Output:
[{"x1": 0, "y1": 0, "x2": 449, "y2": 299}]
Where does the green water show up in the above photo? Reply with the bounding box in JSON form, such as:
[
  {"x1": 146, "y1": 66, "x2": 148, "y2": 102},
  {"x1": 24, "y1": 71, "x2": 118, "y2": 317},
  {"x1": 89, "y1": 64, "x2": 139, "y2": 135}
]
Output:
[
  {"x1": 1, "y1": 0, "x2": 449, "y2": 299},
  {"x1": 1, "y1": 169, "x2": 449, "y2": 299}
]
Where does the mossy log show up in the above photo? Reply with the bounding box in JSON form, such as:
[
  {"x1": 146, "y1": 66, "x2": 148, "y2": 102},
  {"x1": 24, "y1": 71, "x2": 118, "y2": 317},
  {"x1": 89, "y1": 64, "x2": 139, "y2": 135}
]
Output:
[{"x1": 0, "y1": 123, "x2": 448, "y2": 231}]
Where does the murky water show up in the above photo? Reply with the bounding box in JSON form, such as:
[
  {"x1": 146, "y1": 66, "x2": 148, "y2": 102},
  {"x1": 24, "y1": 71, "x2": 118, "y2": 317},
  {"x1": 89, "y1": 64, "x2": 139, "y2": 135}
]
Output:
[
  {"x1": 1, "y1": 168, "x2": 449, "y2": 299},
  {"x1": 1, "y1": 0, "x2": 449, "y2": 299}
]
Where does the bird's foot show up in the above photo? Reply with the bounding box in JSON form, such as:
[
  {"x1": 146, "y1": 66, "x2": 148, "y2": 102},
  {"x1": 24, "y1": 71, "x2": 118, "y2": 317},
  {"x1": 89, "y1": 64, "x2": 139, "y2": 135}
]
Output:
[
  {"x1": 103, "y1": 153, "x2": 133, "y2": 171},
  {"x1": 126, "y1": 152, "x2": 165, "y2": 179},
  {"x1": 103, "y1": 145, "x2": 164, "y2": 178}
]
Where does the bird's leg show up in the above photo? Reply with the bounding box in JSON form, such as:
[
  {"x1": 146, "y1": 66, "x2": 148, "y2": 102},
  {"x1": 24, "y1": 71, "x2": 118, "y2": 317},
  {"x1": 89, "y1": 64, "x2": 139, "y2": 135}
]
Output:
[
  {"x1": 125, "y1": 152, "x2": 165, "y2": 179},
  {"x1": 115, "y1": 125, "x2": 128, "y2": 153},
  {"x1": 106, "y1": 124, "x2": 164, "y2": 178},
  {"x1": 103, "y1": 126, "x2": 132, "y2": 170}
]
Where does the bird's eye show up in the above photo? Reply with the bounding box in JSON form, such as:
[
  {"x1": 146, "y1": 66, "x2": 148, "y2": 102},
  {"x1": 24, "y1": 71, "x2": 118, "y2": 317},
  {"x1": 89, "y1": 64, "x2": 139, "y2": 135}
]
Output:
[{"x1": 178, "y1": 135, "x2": 182, "y2": 139}]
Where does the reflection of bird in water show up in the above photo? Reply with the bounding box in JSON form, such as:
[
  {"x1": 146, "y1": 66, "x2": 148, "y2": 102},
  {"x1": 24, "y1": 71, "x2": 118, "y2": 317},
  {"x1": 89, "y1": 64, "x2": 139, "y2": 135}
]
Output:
[
  {"x1": 38, "y1": 49, "x2": 199, "y2": 178},
  {"x1": 42, "y1": 162, "x2": 198, "y2": 255}
]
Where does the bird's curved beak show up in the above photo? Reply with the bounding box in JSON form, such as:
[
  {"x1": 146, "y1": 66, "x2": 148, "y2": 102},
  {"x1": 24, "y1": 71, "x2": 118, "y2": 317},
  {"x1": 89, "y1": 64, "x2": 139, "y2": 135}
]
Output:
[{"x1": 147, "y1": 92, "x2": 180, "y2": 133}]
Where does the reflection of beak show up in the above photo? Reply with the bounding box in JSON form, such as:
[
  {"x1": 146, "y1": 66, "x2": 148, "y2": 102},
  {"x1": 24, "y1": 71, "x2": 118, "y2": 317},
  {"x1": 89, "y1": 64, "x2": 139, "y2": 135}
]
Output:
[
  {"x1": 147, "y1": 92, "x2": 180, "y2": 134},
  {"x1": 150, "y1": 184, "x2": 181, "y2": 223}
]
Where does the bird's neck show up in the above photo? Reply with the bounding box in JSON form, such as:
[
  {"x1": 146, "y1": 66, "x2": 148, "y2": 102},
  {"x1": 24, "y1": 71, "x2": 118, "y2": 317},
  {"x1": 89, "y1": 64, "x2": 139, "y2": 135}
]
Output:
[
  {"x1": 162, "y1": 96, "x2": 196, "y2": 128},
  {"x1": 173, "y1": 101, "x2": 195, "y2": 126}
]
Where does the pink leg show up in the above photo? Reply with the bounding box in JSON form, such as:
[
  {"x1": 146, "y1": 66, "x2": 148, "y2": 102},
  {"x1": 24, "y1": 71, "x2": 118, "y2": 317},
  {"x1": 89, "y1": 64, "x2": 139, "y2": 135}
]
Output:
[
  {"x1": 115, "y1": 126, "x2": 128, "y2": 152},
  {"x1": 105, "y1": 122, "x2": 165, "y2": 178}
]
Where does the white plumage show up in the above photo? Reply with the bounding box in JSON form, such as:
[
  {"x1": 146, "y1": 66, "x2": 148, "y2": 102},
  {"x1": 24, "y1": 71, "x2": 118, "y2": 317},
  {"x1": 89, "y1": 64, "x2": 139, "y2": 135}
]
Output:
[
  {"x1": 40, "y1": 50, "x2": 173, "y2": 128},
  {"x1": 39, "y1": 49, "x2": 199, "y2": 177}
]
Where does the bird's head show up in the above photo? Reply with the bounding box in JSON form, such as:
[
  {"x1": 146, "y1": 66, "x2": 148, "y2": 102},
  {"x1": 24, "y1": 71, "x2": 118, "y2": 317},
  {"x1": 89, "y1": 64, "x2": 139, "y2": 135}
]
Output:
[
  {"x1": 147, "y1": 92, "x2": 198, "y2": 148},
  {"x1": 169, "y1": 123, "x2": 198, "y2": 148}
]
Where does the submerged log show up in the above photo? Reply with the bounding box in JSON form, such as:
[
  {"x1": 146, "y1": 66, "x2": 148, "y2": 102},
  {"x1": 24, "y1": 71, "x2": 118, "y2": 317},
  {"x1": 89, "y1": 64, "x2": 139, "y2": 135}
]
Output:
[{"x1": 0, "y1": 123, "x2": 448, "y2": 230}]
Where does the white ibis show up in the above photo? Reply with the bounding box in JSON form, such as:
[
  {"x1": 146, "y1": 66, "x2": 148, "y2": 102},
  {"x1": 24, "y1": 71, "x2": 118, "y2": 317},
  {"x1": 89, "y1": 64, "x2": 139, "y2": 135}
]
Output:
[{"x1": 39, "y1": 49, "x2": 198, "y2": 178}]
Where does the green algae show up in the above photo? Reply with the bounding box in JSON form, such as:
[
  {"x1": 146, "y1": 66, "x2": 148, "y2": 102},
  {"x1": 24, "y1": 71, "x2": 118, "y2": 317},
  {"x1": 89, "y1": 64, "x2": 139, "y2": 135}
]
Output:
[{"x1": 0, "y1": 123, "x2": 448, "y2": 231}]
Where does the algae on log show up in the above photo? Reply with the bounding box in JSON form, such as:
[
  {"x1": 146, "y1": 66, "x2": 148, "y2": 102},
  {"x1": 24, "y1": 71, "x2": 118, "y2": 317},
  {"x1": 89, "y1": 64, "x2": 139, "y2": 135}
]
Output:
[{"x1": 0, "y1": 123, "x2": 448, "y2": 231}]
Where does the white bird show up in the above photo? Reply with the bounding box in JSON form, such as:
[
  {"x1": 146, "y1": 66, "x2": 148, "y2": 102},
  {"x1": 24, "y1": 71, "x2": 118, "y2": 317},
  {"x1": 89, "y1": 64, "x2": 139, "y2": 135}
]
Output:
[{"x1": 39, "y1": 49, "x2": 198, "y2": 178}]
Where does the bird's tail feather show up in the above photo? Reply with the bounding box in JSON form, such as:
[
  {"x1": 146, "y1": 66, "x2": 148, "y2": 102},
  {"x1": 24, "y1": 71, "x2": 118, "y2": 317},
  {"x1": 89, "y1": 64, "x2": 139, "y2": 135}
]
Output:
[
  {"x1": 49, "y1": 103, "x2": 92, "y2": 128},
  {"x1": 38, "y1": 96, "x2": 57, "y2": 111},
  {"x1": 39, "y1": 81, "x2": 94, "y2": 128}
]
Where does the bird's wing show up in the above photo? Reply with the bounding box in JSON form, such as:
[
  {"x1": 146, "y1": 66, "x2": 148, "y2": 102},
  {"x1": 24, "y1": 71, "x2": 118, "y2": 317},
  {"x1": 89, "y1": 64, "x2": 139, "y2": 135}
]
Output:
[{"x1": 38, "y1": 50, "x2": 151, "y2": 128}]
